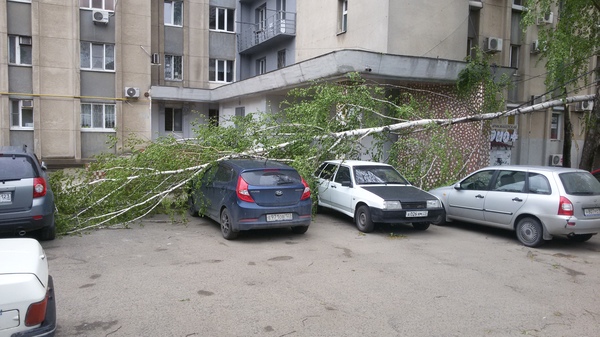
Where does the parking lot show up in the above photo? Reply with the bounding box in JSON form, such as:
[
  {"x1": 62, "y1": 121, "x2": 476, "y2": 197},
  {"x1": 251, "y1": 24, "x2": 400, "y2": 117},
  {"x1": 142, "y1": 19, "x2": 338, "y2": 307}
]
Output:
[{"x1": 41, "y1": 211, "x2": 600, "y2": 336}]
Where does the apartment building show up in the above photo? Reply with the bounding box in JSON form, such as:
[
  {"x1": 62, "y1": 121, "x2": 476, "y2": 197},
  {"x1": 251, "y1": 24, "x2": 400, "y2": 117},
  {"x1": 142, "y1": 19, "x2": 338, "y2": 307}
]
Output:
[{"x1": 1, "y1": 0, "x2": 595, "y2": 168}]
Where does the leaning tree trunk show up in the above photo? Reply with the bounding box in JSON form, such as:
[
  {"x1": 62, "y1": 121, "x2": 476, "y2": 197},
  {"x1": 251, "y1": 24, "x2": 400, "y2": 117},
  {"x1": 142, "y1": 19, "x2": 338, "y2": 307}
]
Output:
[{"x1": 578, "y1": 79, "x2": 600, "y2": 171}]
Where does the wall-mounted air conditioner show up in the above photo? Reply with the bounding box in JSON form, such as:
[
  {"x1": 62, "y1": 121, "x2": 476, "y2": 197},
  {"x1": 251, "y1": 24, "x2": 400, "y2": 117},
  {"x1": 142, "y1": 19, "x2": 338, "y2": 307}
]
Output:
[
  {"x1": 531, "y1": 40, "x2": 541, "y2": 54},
  {"x1": 93, "y1": 10, "x2": 109, "y2": 24},
  {"x1": 578, "y1": 100, "x2": 594, "y2": 111},
  {"x1": 484, "y1": 37, "x2": 503, "y2": 53},
  {"x1": 151, "y1": 53, "x2": 160, "y2": 65},
  {"x1": 549, "y1": 154, "x2": 563, "y2": 166},
  {"x1": 125, "y1": 87, "x2": 140, "y2": 98},
  {"x1": 537, "y1": 12, "x2": 553, "y2": 25}
]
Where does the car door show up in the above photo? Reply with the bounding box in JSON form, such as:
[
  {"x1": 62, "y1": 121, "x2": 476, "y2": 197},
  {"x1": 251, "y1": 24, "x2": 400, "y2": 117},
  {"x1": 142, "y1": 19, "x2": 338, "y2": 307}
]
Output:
[
  {"x1": 316, "y1": 163, "x2": 338, "y2": 207},
  {"x1": 328, "y1": 165, "x2": 354, "y2": 214},
  {"x1": 446, "y1": 170, "x2": 495, "y2": 223},
  {"x1": 483, "y1": 170, "x2": 528, "y2": 226},
  {"x1": 201, "y1": 164, "x2": 234, "y2": 218}
]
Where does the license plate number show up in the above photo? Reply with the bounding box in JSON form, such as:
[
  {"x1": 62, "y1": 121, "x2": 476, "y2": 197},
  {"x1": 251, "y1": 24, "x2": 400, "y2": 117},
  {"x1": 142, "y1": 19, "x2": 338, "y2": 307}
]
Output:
[
  {"x1": 0, "y1": 192, "x2": 11, "y2": 203},
  {"x1": 267, "y1": 213, "x2": 293, "y2": 222},
  {"x1": 406, "y1": 211, "x2": 428, "y2": 217},
  {"x1": 584, "y1": 208, "x2": 600, "y2": 216}
]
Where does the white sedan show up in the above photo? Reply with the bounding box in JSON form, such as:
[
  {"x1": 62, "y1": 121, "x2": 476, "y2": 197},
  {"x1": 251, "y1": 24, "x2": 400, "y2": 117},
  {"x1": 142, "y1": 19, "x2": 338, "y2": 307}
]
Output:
[
  {"x1": 0, "y1": 238, "x2": 56, "y2": 337},
  {"x1": 315, "y1": 160, "x2": 444, "y2": 232}
]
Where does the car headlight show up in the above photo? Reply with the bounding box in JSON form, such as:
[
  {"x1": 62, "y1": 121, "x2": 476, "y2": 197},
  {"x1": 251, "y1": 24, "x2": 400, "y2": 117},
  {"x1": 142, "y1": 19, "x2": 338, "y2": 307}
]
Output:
[
  {"x1": 383, "y1": 201, "x2": 402, "y2": 210},
  {"x1": 427, "y1": 199, "x2": 441, "y2": 208}
]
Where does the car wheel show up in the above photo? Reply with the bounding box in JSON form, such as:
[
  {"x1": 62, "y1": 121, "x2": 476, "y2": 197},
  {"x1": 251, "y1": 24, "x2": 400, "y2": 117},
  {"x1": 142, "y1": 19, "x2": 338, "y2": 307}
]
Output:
[
  {"x1": 220, "y1": 208, "x2": 239, "y2": 240},
  {"x1": 412, "y1": 222, "x2": 430, "y2": 231},
  {"x1": 567, "y1": 234, "x2": 594, "y2": 242},
  {"x1": 38, "y1": 222, "x2": 56, "y2": 241},
  {"x1": 432, "y1": 210, "x2": 447, "y2": 226},
  {"x1": 355, "y1": 205, "x2": 375, "y2": 233},
  {"x1": 291, "y1": 225, "x2": 309, "y2": 234},
  {"x1": 188, "y1": 195, "x2": 199, "y2": 217},
  {"x1": 515, "y1": 217, "x2": 545, "y2": 247}
]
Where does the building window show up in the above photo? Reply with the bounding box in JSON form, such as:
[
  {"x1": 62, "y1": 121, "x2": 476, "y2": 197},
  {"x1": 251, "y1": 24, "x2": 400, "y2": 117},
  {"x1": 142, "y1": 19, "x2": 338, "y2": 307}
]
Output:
[
  {"x1": 235, "y1": 107, "x2": 245, "y2": 117},
  {"x1": 165, "y1": 108, "x2": 183, "y2": 132},
  {"x1": 339, "y1": 0, "x2": 348, "y2": 33},
  {"x1": 164, "y1": 1, "x2": 183, "y2": 26},
  {"x1": 81, "y1": 103, "x2": 115, "y2": 130},
  {"x1": 10, "y1": 100, "x2": 34, "y2": 130},
  {"x1": 209, "y1": 59, "x2": 233, "y2": 83},
  {"x1": 550, "y1": 113, "x2": 561, "y2": 140},
  {"x1": 256, "y1": 4, "x2": 267, "y2": 31},
  {"x1": 79, "y1": 0, "x2": 115, "y2": 11},
  {"x1": 277, "y1": 49, "x2": 286, "y2": 69},
  {"x1": 165, "y1": 55, "x2": 183, "y2": 80},
  {"x1": 510, "y1": 45, "x2": 520, "y2": 68},
  {"x1": 80, "y1": 42, "x2": 115, "y2": 71},
  {"x1": 208, "y1": 109, "x2": 219, "y2": 127},
  {"x1": 8, "y1": 36, "x2": 32, "y2": 66},
  {"x1": 209, "y1": 7, "x2": 234, "y2": 32},
  {"x1": 257, "y1": 58, "x2": 267, "y2": 75}
]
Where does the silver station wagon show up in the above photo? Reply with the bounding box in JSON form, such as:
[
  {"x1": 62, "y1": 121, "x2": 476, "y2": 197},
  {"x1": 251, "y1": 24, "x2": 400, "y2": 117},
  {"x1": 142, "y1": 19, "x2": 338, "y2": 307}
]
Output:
[{"x1": 429, "y1": 165, "x2": 600, "y2": 247}]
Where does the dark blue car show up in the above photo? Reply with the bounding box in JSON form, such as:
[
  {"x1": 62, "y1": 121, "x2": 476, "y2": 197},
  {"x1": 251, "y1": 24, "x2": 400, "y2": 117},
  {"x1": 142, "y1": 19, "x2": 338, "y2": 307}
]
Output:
[{"x1": 188, "y1": 159, "x2": 312, "y2": 239}]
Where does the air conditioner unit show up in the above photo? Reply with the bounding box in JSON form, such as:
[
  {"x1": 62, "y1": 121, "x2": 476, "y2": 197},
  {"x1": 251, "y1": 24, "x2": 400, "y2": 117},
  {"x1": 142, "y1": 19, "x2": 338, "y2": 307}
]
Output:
[
  {"x1": 151, "y1": 53, "x2": 160, "y2": 65},
  {"x1": 578, "y1": 100, "x2": 594, "y2": 111},
  {"x1": 484, "y1": 37, "x2": 503, "y2": 53},
  {"x1": 531, "y1": 40, "x2": 541, "y2": 54},
  {"x1": 92, "y1": 10, "x2": 109, "y2": 24},
  {"x1": 22, "y1": 100, "x2": 33, "y2": 108},
  {"x1": 125, "y1": 87, "x2": 140, "y2": 98},
  {"x1": 537, "y1": 12, "x2": 553, "y2": 25},
  {"x1": 549, "y1": 154, "x2": 563, "y2": 166}
]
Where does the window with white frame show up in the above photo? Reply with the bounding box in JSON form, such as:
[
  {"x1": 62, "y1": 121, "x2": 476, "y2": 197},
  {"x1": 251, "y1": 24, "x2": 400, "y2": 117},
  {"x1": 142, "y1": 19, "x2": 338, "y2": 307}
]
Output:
[
  {"x1": 165, "y1": 108, "x2": 183, "y2": 132},
  {"x1": 209, "y1": 7, "x2": 235, "y2": 32},
  {"x1": 80, "y1": 42, "x2": 115, "y2": 71},
  {"x1": 256, "y1": 5, "x2": 267, "y2": 31},
  {"x1": 550, "y1": 113, "x2": 561, "y2": 140},
  {"x1": 10, "y1": 100, "x2": 34, "y2": 129},
  {"x1": 277, "y1": 49, "x2": 286, "y2": 69},
  {"x1": 164, "y1": 55, "x2": 183, "y2": 80},
  {"x1": 79, "y1": 0, "x2": 115, "y2": 11},
  {"x1": 8, "y1": 36, "x2": 32, "y2": 66},
  {"x1": 257, "y1": 58, "x2": 267, "y2": 75},
  {"x1": 510, "y1": 45, "x2": 520, "y2": 68},
  {"x1": 339, "y1": 0, "x2": 348, "y2": 33},
  {"x1": 164, "y1": 1, "x2": 183, "y2": 26},
  {"x1": 81, "y1": 103, "x2": 116, "y2": 129},
  {"x1": 209, "y1": 59, "x2": 233, "y2": 83}
]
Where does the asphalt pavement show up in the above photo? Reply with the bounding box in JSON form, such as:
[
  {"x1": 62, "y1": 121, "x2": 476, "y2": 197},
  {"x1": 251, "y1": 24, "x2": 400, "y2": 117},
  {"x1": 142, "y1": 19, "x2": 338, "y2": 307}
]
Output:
[{"x1": 41, "y1": 211, "x2": 600, "y2": 337}]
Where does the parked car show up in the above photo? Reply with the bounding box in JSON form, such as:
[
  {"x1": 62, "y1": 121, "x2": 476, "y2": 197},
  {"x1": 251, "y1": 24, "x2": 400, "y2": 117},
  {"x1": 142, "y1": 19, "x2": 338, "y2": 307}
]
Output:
[
  {"x1": 429, "y1": 165, "x2": 600, "y2": 247},
  {"x1": 0, "y1": 146, "x2": 55, "y2": 241},
  {"x1": 0, "y1": 238, "x2": 56, "y2": 337},
  {"x1": 188, "y1": 159, "x2": 312, "y2": 240},
  {"x1": 315, "y1": 160, "x2": 444, "y2": 232},
  {"x1": 592, "y1": 168, "x2": 600, "y2": 183}
]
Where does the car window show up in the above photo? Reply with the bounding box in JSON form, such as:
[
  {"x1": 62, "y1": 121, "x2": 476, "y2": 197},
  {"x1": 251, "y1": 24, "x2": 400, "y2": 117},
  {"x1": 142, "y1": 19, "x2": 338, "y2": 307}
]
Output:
[
  {"x1": 242, "y1": 170, "x2": 302, "y2": 186},
  {"x1": 527, "y1": 173, "x2": 551, "y2": 194},
  {"x1": 214, "y1": 165, "x2": 234, "y2": 183},
  {"x1": 559, "y1": 172, "x2": 600, "y2": 195},
  {"x1": 0, "y1": 156, "x2": 37, "y2": 180},
  {"x1": 353, "y1": 166, "x2": 408, "y2": 185},
  {"x1": 460, "y1": 170, "x2": 494, "y2": 190},
  {"x1": 316, "y1": 163, "x2": 337, "y2": 181},
  {"x1": 493, "y1": 170, "x2": 525, "y2": 192},
  {"x1": 334, "y1": 166, "x2": 351, "y2": 184}
]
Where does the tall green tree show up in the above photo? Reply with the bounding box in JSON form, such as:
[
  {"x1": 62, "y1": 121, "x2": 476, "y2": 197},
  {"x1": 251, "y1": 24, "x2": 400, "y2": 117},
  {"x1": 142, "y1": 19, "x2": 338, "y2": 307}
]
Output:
[{"x1": 523, "y1": 0, "x2": 600, "y2": 169}]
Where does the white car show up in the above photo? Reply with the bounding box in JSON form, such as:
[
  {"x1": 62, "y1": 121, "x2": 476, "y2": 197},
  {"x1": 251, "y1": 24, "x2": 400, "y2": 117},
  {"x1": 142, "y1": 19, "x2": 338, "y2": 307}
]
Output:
[
  {"x1": 0, "y1": 238, "x2": 56, "y2": 337},
  {"x1": 315, "y1": 160, "x2": 444, "y2": 232}
]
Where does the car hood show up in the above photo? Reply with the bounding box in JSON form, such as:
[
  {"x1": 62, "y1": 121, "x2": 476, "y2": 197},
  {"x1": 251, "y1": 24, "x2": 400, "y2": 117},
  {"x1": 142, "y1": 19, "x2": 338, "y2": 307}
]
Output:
[
  {"x1": 361, "y1": 185, "x2": 436, "y2": 201},
  {"x1": 0, "y1": 238, "x2": 48, "y2": 287}
]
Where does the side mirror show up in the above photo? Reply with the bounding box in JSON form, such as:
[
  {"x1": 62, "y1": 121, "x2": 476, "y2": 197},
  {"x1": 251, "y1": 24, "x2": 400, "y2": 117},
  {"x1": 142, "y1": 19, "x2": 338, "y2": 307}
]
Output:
[
  {"x1": 453, "y1": 183, "x2": 462, "y2": 190},
  {"x1": 41, "y1": 162, "x2": 48, "y2": 170}
]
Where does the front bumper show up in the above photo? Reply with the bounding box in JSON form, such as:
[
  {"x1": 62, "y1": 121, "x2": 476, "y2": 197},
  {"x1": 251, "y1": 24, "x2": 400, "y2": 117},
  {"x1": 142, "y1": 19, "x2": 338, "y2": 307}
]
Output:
[{"x1": 370, "y1": 207, "x2": 444, "y2": 224}]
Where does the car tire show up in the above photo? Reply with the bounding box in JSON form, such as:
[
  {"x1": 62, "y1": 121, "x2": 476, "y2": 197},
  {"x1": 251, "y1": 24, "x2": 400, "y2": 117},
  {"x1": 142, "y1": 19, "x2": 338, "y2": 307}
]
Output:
[
  {"x1": 412, "y1": 222, "x2": 430, "y2": 231},
  {"x1": 515, "y1": 217, "x2": 545, "y2": 247},
  {"x1": 432, "y1": 210, "x2": 447, "y2": 226},
  {"x1": 220, "y1": 208, "x2": 239, "y2": 240},
  {"x1": 291, "y1": 225, "x2": 309, "y2": 234},
  {"x1": 188, "y1": 196, "x2": 199, "y2": 217},
  {"x1": 38, "y1": 222, "x2": 56, "y2": 241},
  {"x1": 567, "y1": 234, "x2": 594, "y2": 242},
  {"x1": 355, "y1": 205, "x2": 375, "y2": 233}
]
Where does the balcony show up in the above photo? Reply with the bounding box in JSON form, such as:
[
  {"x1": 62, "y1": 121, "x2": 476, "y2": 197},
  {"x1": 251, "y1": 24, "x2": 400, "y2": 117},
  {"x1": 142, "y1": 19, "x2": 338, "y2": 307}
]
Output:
[{"x1": 238, "y1": 10, "x2": 296, "y2": 54}]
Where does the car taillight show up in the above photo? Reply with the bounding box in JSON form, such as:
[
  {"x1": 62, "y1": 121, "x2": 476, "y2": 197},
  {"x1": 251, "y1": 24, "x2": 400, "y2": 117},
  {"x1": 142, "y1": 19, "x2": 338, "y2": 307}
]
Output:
[
  {"x1": 558, "y1": 196, "x2": 574, "y2": 216},
  {"x1": 236, "y1": 176, "x2": 255, "y2": 203},
  {"x1": 301, "y1": 178, "x2": 311, "y2": 200},
  {"x1": 33, "y1": 177, "x2": 47, "y2": 198},
  {"x1": 25, "y1": 290, "x2": 49, "y2": 326}
]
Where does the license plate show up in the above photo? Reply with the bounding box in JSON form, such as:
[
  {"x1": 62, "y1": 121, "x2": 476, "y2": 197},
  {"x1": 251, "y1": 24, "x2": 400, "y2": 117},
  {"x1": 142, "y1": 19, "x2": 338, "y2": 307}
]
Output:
[
  {"x1": 266, "y1": 213, "x2": 293, "y2": 222},
  {"x1": 584, "y1": 208, "x2": 600, "y2": 216},
  {"x1": 406, "y1": 211, "x2": 428, "y2": 217},
  {"x1": 0, "y1": 192, "x2": 11, "y2": 203}
]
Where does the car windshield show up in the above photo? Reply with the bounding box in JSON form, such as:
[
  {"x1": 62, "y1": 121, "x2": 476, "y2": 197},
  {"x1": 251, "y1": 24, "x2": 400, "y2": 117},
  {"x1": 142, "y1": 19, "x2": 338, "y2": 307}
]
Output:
[
  {"x1": 353, "y1": 166, "x2": 408, "y2": 185},
  {"x1": 559, "y1": 172, "x2": 600, "y2": 195},
  {"x1": 0, "y1": 156, "x2": 36, "y2": 180},
  {"x1": 242, "y1": 169, "x2": 302, "y2": 186}
]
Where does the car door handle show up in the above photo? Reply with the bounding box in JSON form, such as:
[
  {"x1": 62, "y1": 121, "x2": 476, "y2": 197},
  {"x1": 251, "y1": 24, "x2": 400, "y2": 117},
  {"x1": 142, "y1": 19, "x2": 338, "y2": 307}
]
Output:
[
  {"x1": 330, "y1": 185, "x2": 337, "y2": 188},
  {"x1": 512, "y1": 197, "x2": 523, "y2": 202},
  {"x1": 475, "y1": 194, "x2": 484, "y2": 199}
]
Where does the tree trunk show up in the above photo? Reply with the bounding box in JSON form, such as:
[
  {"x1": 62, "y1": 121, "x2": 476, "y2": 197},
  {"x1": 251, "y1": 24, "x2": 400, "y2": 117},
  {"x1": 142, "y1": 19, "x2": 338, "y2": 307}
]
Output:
[
  {"x1": 578, "y1": 80, "x2": 600, "y2": 171},
  {"x1": 562, "y1": 104, "x2": 572, "y2": 167}
]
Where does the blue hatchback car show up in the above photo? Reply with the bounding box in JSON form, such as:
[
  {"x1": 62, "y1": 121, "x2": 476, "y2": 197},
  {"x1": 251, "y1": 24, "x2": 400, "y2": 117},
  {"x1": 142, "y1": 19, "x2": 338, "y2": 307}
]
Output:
[{"x1": 188, "y1": 159, "x2": 312, "y2": 239}]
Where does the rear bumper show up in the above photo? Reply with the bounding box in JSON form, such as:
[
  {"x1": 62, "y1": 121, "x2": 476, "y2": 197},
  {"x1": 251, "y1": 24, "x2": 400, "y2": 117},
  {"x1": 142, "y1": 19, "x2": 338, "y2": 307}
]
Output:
[
  {"x1": 233, "y1": 201, "x2": 312, "y2": 231},
  {"x1": 13, "y1": 276, "x2": 57, "y2": 337},
  {"x1": 0, "y1": 213, "x2": 54, "y2": 235},
  {"x1": 370, "y1": 207, "x2": 444, "y2": 224},
  {"x1": 543, "y1": 215, "x2": 600, "y2": 236}
]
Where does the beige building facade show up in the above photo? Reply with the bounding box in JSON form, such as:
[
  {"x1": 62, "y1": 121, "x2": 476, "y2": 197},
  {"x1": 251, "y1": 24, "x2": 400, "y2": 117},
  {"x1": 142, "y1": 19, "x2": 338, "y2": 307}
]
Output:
[{"x1": 0, "y1": 0, "x2": 595, "y2": 168}]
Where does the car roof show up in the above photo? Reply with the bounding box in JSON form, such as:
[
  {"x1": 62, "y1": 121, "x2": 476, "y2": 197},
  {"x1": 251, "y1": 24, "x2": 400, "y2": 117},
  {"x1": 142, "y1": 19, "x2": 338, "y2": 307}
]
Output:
[
  {"x1": 223, "y1": 158, "x2": 295, "y2": 171},
  {"x1": 478, "y1": 165, "x2": 587, "y2": 173},
  {"x1": 323, "y1": 160, "x2": 392, "y2": 167}
]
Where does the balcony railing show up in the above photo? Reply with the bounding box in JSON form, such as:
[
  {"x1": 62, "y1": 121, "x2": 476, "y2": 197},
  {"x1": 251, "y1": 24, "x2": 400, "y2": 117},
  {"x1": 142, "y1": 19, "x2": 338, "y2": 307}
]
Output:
[{"x1": 238, "y1": 10, "x2": 296, "y2": 53}]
